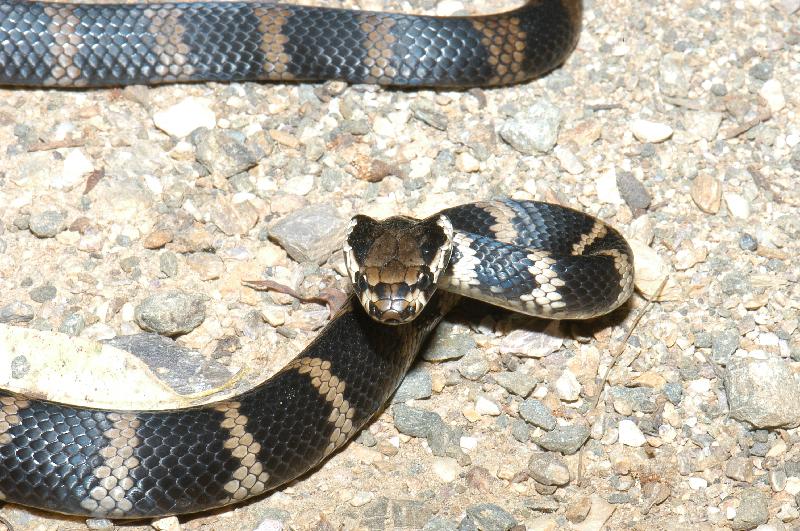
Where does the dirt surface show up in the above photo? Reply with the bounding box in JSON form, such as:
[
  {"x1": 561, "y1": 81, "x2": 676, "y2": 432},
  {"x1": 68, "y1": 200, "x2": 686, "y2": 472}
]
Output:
[{"x1": 0, "y1": 0, "x2": 798, "y2": 529}]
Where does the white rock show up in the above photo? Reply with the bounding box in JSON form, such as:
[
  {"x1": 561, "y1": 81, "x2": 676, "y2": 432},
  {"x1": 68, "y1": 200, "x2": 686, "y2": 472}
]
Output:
[
  {"x1": 151, "y1": 516, "x2": 181, "y2": 531},
  {"x1": 58, "y1": 149, "x2": 94, "y2": 189},
  {"x1": 555, "y1": 370, "x2": 581, "y2": 401},
  {"x1": 759, "y1": 79, "x2": 786, "y2": 113},
  {"x1": 724, "y1": 192, "x2": 751, "y2": 219},
  {"x1": 595, "y1": 168, "x2": 625, "y2": 205},
  {"x1": 456, "y1": 152, "x2": 480, "y2": 172},
  {"x1": 618, "y1": 419, "x2": 646, "y2": 447},
  {"x1": 284, "y1": 174, "x2": 315, "y2": 196},
  {"x1": 688, "y1": 477, "x2": 707, "y2": 490},
  {"x1": 436, "y1": 0, "x2": 464, "y2": 15},
  {"x1": 153, "y1": 98, "x2": 216, "y2": 137},
  {"x1": 474, "y1": 396, "x2": 501, "y2": 416},
  {"x1": 554, "y1": 145, "x2": 585, "y2": 175},
  {"x1": 432, "y1": 457, "x2": 459, "y2": 482},
  {"x1": 349, "y1": 491, "x2": 375, "y2": 507},
  {"x1": 630, "y1": 119, "x2": 673, "y2": 143},
  {"x1": 460, "y1": 436, "x2": 478, "y2": 450}
]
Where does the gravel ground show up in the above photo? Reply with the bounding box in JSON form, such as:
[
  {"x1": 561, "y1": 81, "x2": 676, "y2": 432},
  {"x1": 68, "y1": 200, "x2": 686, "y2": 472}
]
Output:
[{"x1": 0, "y1": 0, "x2": 799, "y2": 529}]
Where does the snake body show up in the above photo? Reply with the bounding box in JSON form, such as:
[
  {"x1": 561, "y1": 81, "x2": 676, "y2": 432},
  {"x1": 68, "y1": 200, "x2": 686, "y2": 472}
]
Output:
[
  {"x1": 0, "y1": 200, "x2": 633, "y2": 518},
  {"x1": 0, "y1": 0, "x2": 581, "y2": 87}
]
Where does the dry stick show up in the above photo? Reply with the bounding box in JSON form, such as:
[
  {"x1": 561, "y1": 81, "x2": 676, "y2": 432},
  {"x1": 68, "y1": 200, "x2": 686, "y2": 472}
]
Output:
[{"x1": 577, "y1": 275, "x2": 669, "y2": 487}]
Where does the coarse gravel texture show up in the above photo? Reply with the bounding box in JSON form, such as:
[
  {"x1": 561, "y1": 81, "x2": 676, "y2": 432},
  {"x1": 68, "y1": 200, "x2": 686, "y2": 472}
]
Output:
[{"x1": 0, "y1": 0, "x2": 798, "y2": 529}]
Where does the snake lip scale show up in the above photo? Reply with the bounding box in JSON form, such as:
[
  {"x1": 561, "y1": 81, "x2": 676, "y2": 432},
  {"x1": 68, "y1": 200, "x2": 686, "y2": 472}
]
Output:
[
  {"x1": 0, "y1": 199, "x2": 633, "y2": 518},
  {"x1": 0, "y1": 0, "x2": 582, "y2": 88}
]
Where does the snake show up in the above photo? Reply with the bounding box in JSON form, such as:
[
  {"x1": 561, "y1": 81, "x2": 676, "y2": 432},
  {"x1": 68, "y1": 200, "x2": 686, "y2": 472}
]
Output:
[
  {"x1": 0, "y1": 0, "x2": 581, "y2": 87},
  {"x1": 0, "y1": 0, "x2": 622, "y2": 520},
  {"x1": 0, "y1": 199, "x2": 633, "y2": 518}
]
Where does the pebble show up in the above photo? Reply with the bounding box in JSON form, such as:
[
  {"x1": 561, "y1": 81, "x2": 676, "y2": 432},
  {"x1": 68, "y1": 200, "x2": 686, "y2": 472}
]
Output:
[
  {"x1": 617, "y1": 419, "x2": 647, "y2": 447},
  {"x1": 269, "y1": 204, "x2": 346, "y2": 264},
  {"x1": 554, "y1": 145, "x2": 585, "y2": 175},
  {"x1": 725, "y1": 357, "x2": 800, "y2": 428},
  {"x1": 500, "y1": 324, "x2": 563, "y2": 358},
  {"x1": 455, "y1": 152, "x2": 480, "y2": 172},
  {"x1": 739, "y1": 233, "x2": 758, "y2": 251},
  {"x1": 393, "y1": 367, "x2": 433, "y2": 403},
  {"x1": 143, "y1": 229, "x2": 174, "y2": 249},
  {"x1": 465, "y1": 504, "x2": 517, "y2": 531},
  {"x1": 193, "y1": 129, "x2": 260, "y2": 178},
  {"x1": 685, "y1": 111, "x2": 722, "y2": 141},
  {"x1": 687, "y1": 477, "x2": 707, "y2": 490},
  {"x1": 534, "y1": 424, "x2": 590, "y2": 455},
  {"x1": 554, "y1": 369, "x2": 581, "y2": 401},
  {"x1": 59, "y1": 313, "x2": 85, "y2": 336},
  {"x1": 748, "y1": 62, "x2": 773, "y2": 81},
  {"x1": 732, "y1": 489, "x2": 769, "y2": 530},
  {"x1": 690, "y1": 173, "x2": 722, "y2": 213},
  {"x1": 160, "y1": 252, "x2": 178, "y2": 277},
  {"x1": 29, "y1": 210, "x2": 66, "y2": 238},
  {"x1": 759, "y1": 79, "x2": 786, "y2": 112},
  {"x1": 151, "y1": 516, "x2": 181, "y2": 531},
  {"x1": 29, "y1": 284, "x2": 57, "y2": 303},
  {"x1": 153, "y1": 97, "x2": 216, "y2": 137},
  {"x1": 207, "y1": 197, "x2": 259, "y2": 236},
  {"x1": 432, "y1": 457, "x2": 459, "y2": 482},
  {"x1": 630, "y1": 119, "x2": 673, "y2": 143},
  {"x1": 527, "y1": 452, "x2": 570, "y2": 486},
  {"x1": 134, "y1": 290, "x2": 206, "y2": 337},
  {"x1": 0, "y1": 302, "x2": 34, "y2": 324},
  {"x1": 423, "y1": 328, "x2": 476, "y2": 361},
  {"x1": 410, "y1": 100, "x2": 449, "y2": 130},
  {"x1": 498, "y1": 99, "x2": 562, "y2": 154},
  {"x1": 627, "y1": 240, "x2": 679, "y2": 301},
  {"x1": 616, "y1": 171, "x2": 651, "y2": 210},
  {"x1": 60, "y1": 149, "x2": 95, "y2": 189},
  {"x1": 474, "y1": 396, "x2": 501, "y2": 416},
  {"x1": 458, "y1": 351, "x2": 489, "y2": 381},
  {"x1": 565, "y1": 496, "x2": 592, "y2": 523},
  {"x1": 185, "y1": 252, "x2": 224, "y2": 281},
  {"x1": 658, "y1": 52, "x2": 690, "y2": 97},
  {"x1": 519, "y1": 399, "x2": 557, "y2": 430},
  {"x1": 724, "y1": 192, "x2": 751, "y2": 219},
  {"x1": 494, "y1": 370, "x2": 537, "y2": 397},
  {"x1": 422, "y1": 517, "x2": 459, "y2": 531}
]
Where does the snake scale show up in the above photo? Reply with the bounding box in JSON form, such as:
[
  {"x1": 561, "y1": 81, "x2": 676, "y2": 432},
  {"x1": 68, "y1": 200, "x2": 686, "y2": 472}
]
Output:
[{"x1": 0, "y1": 0, "x2": 635, "y2": 520}]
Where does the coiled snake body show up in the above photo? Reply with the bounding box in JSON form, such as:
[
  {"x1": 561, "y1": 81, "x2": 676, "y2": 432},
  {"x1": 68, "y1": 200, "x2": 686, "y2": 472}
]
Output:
[{"x1": 0, "y1": 0, "x2": 631, "y2": 520}]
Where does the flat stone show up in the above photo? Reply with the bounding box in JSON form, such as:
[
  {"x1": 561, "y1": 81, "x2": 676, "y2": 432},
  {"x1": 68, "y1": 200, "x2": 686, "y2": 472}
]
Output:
[
  {"x1": 153, "y1": 97, "x2": 216, "y2": 137},
  {"x1": 269, "y1": 203, "x2": 346, "y2": 264},
  {"x1": 527, "y1": 452, "x2": 570, "y2": 486},
  {"x1": 534, "y1": 424, "x2": 590, "y2": 455},
  {"x1": 134, "y1": 290, "x2": 206, "y2": 337},
  {"x1": 725, "y1": 357, "x2": 800, "y2": 428}
]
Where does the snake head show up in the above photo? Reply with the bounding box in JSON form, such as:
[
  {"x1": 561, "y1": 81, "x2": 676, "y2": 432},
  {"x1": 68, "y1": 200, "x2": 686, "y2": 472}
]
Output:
[{"x1": 343, "y1": 213, "x2": 454, "y2": 325}]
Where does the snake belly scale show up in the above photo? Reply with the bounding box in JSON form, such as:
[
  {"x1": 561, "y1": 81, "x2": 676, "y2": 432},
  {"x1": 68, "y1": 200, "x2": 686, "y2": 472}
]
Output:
[
  {"x1": 0, "y1": 200, "x2": 633, "y2": 518},
  {"x1": 0, "y1": 0, "x2": 581, "y2": 87}
]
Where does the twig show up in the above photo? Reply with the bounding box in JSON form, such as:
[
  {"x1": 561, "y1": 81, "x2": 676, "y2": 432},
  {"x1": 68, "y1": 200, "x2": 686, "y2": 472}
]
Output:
[
  {"x1": 724, "y1": 109, "x2": 771, "y2": 140},
  {"x1": 747, "y1": 164, "x2": 782, "y2": 204},
  {"x1": 26, "y1": 138, "x2": 84, "y2": 152},
  {"x1": 577, "y1": 276, "x2": 668, "y2": 486},
  {"x1": 242, "y1": 279, "x2": 349, "y2": 315}
]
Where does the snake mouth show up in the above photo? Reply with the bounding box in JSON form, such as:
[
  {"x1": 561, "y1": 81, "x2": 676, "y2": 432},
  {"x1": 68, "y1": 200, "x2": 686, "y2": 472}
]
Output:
[{"x1": 361, "y1": 282, "x2": 429, "y2": 325}]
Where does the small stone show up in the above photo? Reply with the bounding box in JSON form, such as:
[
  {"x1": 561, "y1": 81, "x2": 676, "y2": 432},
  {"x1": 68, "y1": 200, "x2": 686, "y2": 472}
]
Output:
[
  {"x1": 153, "y1": 97, "x2": 216, "y2": 137},
  {"x1": 458, "y1": 351, "x2": 489, "y2": 381},
  {"x1": 690, "y1": 174, "x2": 722, "y2": 213},
  {"x1": 206, "y1": 197, "x2": 259, "y2": 236},
  {"x1": 424, "y1": 327, "x2": 476, "y2": 361},
  {"x1": 659, "y1": 52, "x2": 690, "y2": 97},
  {"x1": 628, "y1": 240, "x2": 680, "y2": 301},
  {"x1": 85, "y1": 519, "x2": 114, "y2": 530},
  {"x1": 685, "y1": 111, "x2": 722, "y2": 141},
  {"x1": 60, "y1": 149, "x2": 95, "y2": 189},
  {"x1": 410, "y1": 100, "x2": 449, "y2": 130},
  {"x1": 748, "y1": 62, "x2": 773, "y2": 81},
  {"x1": 519, "y1": 399, "x2": 557, "y2": 430},
  {"x1": 465, "y1": 503, "x2": 517, "y2": 531},
  {"x1": 725, "y1": 192, "x2": 751, "y2": 219},
  {"x1": 534, "y1": 424, "x2": 590, "y2": 455},
  {"x1": 268, "y1": 129, "x2": 300, "y2": 148},
  {"x1": 687, "y1": 477, "x2": 707, "y2": 490},
  {"x1": 759, "y1": 79, "x2": 785, "y2": 112},
  {"x1": 185, "y1": 252, "x2": 224, "y2": 281},
  {"x1": 474, "y1": 396, "x2": 501, "y2": 416},
  {"x1": 498, "y1": 99, "x2": 562, "y2": 154},
  {"x1": 618, "y1": 419, "x2": 647, "y2": 447},
  {"x1": 455, "y1": 152, "x2": 480, "y2": 172},
  {"x1": 393, "y1": 367, "x2": 433, "y2": 403},
  {"x1": 725, "y1": 357, "x2": 800, "y2": 428},
  {"x1": 59, "y1": 313, "x2": 85, "y2": 336},
  {"x1": 630, "y1": 119, "x2": 673, "y2": 143},
  {"x1": 432, "y1": 457, "x2": 459, "y2": 482},
  {"x1": 554, "y1": 145, "x2": 585, "y2": 175},
  {"x1": 29, "y1": 283, "x2": 57, "y2": 303},
  {"x1": 134, "y1": 290, "x2": 206, "y2": 337},
  {"x1": 0, "y1": 302, "x2": 35, "y2": 324},
  {"x1": 349, "y1": 491, "x2": 374, "y2": 507},
  {"x1": 500, "y1": 323, "x2": 563, "y2": 358},
  {"x1": 29, "y1": 210, "x2": 66, "y2": 238},
  {"x1": 554, "y1": 370, "x2": 581, "y2": 401},
  {"x1": 565, "y1": 496, "x2": 592, "y2": 523},
  {"x1": 726, "y1": 457, "x2": 755, "y2": 483},
  {"x1": 616, "y1": 171, "x2": 651, "y2": 210},
  {"x1": 527, "y1": 452, "x2": 570, "y2": 486},
  {"x1": 160, "y1": 251, "x2": 178, "y2": 278},
  {"x1": 494, "y1": 370, "x2": 537, "y2": 397},
  {"x1": 193, "y1": 129, "x2": 260, "y2": 178},
  {"x1": 732, "y1": 488, "x2": 769, "y2": 530},
  {"x1": 151, "y1": 516, "x2": 181, "y2": 531},
  {"x1": 143, "y1": 229, "x2": 174, "y2": 249},
  {"x1": 739, "y1": 233, "x2": 758, "y2": 251},
  {"x1": 269, "y1": 204, "x2": 346, "y2": 264}
]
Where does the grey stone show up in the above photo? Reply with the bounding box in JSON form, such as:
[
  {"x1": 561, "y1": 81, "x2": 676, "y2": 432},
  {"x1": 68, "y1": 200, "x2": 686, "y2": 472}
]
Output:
[
  {"x1": 712, "y1": 329, "x2": 740, "y2": 362},
  {"x1": 422, "y1": 517, "x2": 458, "y2": 531},
  {"x1": 534, "y1": 424, "x2": 590, "y2": 455},
  {"x1": 0, "y1": 302, "x2": 34, "y2": 324},
  {"x1": 725, "y1": 357, "x2": 800, "y2": 428},
  {"x1": 663, "y1": 382, "x2": 683, "y2": 405},
  {"x1": 748, "y1": 62, "x2": 773, "y2": 81},
  {"x1": 510, "y1": 419, "x2": 530, "y2": 442},
  {"x1": 393, "y1": 366, "x2": 433, "y2": 403},
  {"x1": 527, "y1": 452, "x2": 570, "y2": 486},
  {"x1": 694, "y1": 332, "x2": 712, "y2": 349},
  {"x1": 522, "y1": 497, "x2": 560, "y2": 513},
  {"x1": 29, "y1": 283, "x2": 57, "y2": 303},
  {"x1": 29, "y1": 210, "x2": 65, "y2": 238},
  {"x1": 519, "y1": 399, "x2": 557, "y2": 430},
  {"x1": 193, "y1": 128, "x2": 260, "y2": 178},
  {"x1": 160, "y1": 251, "x2": 178, "y2": 277},
  {"x1": 58, "y1": 313, "x2": 85, "y2": 336},
  {"x1": 494, "y1": 370, "x2": 536, "y2": 397},
  {"x1": 107, "y1": 333, "x2": 233, "y2": 394},
  {"x1": 731, "y1": 488, "x2": 768, "y2": 530},
  {"x1": 134, "y1": 290, "x2": 206, "y2": 336},
  {"x1": 616, "y1": 171, "x2": 652, "y2": 210},
  {"x1": 609, "y1": 386, "x2": 656, "y2": 413},
  {"x1": 498, "y1": 99, "x2": 562, "y2": 154},
  {"x1": 658, "y1": 52, "x2": 690, "y2": 97},
  {"x1": 458, "y1": 351, "x2": 489, "y2": 381},
  {"x1": 392, "y1": 404, "x2": 445, "y2": 439},
  {"x1": 410, "y1": 100, "x2": 449, "y2": 131},
  {"x1": 269, "y1": 204, "x2": 346, "y2": 264},
  {"x1": 423, "y1": 326, "x2": 476, "y2": 361},
  {"x1": 464, "y1": 504, "x2": 517, "y2": 531},
  {"x1": 10, "y1": 355, "x2": 29, "y2": 379},
  {"x1": 725, "y1": 457, "x2": 754, "y2": 482},
  {"x1": 739, "y1": 233, "x2": 758, "y2": 251}
]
